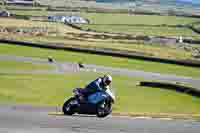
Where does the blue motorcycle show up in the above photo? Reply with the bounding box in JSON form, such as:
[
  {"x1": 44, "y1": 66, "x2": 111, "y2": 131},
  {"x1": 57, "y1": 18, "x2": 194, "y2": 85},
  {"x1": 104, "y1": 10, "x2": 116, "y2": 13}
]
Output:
[{"x1": 62, "y1": 88, "x2": 116, "y2": 118}]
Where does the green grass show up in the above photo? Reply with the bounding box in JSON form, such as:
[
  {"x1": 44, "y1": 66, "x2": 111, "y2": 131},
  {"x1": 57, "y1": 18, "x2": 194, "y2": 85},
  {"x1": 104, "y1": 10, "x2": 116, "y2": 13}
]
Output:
[
  {"x1": 193, "y1": 23, "x2": 200, "y2": 29},
  {"x1": 0, "y1": 5, "x2": 45, "y2": 10},
  {"x1": 0, "y1": 33, "x2": 192, "y2": 60},
  {"x1": 0, "y1": 60, "x2": 54, "y2": 70},
  {"x1": 7, "y1": 9, "x2": 199, "y2": 26},
  {"x1": 82, "y1": 24, "x2": 199, "y2": 38},
  {"x1": 8, "y1": 9, "x2": 67, "y2": 16},
  {"x1": 2, "y1": 9, "x2": 200, "y2": 38},
  {"x1": 6, "y1": 9, "x2": 199, "y2": 28},
  {"x1": 0, "y1": 43, "x2": 200, "y2": 78},
  {"x1": 0, "y1": 73, "x2": 200, "y2": 114},
  {"x1": 0, "y1": 13, "x2": 198, "y2": 60},
  {"x1": 81, "y1": 13, "x2": 199, "y2": 25},
  {"x1": 79, "y1": 13, "x2": 200, "y2": 38},
  {"x1": 0, "y1": 18, "x2": 80, "y2": 34}
]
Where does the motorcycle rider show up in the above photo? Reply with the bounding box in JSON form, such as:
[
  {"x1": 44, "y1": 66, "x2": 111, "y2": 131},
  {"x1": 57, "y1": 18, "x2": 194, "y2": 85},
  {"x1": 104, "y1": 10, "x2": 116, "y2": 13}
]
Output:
[{"x1": 79, "y1": 74, "x2": 112, "y2": 102}]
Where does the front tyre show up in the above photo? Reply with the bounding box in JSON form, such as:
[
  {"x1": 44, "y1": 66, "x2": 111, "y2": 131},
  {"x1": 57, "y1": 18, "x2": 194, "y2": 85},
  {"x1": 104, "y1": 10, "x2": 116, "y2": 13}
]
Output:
[
  {"x1": 62, "y1": 97, "x2": 77, "y2": 115},
  {"x1": 97, "y1": 102, "x2": 112, "y2": 118}
]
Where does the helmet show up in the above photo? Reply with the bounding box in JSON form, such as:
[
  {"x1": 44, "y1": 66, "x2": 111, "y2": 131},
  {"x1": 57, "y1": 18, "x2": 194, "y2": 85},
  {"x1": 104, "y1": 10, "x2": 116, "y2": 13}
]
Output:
[{"x1": 103, "y1": 75, "x2": 112, "y2": 86}]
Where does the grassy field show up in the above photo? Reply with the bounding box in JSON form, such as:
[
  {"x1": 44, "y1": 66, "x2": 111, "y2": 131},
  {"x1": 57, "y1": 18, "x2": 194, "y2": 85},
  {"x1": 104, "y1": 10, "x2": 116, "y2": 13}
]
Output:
[
  {"x1": 0, "y1": 18, "x2": 81, "y2": 34},
  {"x1": 0, "y1": 73, "x2": 200, "y2": 114},
  {"x1": 0, "y1": 17, "x2": 195, "y2": 60},
  {"x1": 7, "y1": 9, "x2": 199, "y2": 26},
  {"x1": 193, "y1": 23, "x2": 200, "y2": 29},
  {"x1": 5, "y1": 9, "x2": 200, "y2": 28},
  {"x1": 8, "y1": 9, "x2": 68, "y2": 16},
  {"x1": 0, "y1": 60, "x2": 54, "y2": 70},
  {"x1": 0, "y1": 13, "x2": 198, "y2": 60},
  {"x1": 79, "y1": 13, "x2": 200, "y2": 38},
  {"x1": 81, "y1": 24, "x2": 198, "y2": 37},
  {"x1": 1, "y1": 8, "x2": 200, "y2": 38},
  {"x1": 0, "y1": 32, "x2": 193, "y2": 60},
  {"x1": 81, "y1": 13, "x2": 199, "y2": 25},
  {"x1": 0, "y1": 43, "x2": 200, "y2": 79},
  {"x1": 0, "y1": 17, "x2": 198, "y2": 40},
  {"x1": 39, "y1": 0, "x2": 90, "y2": 7}
]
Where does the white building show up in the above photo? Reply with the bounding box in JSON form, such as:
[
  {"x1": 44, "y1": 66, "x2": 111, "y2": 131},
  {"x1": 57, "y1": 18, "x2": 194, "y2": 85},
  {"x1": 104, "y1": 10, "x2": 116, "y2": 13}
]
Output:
[
  {"x1": 179, "y1": 36, "x2": 183, "y2": 43},
  {"x1": 48, "y1": 16, "x2": 89, "y2": 24}
]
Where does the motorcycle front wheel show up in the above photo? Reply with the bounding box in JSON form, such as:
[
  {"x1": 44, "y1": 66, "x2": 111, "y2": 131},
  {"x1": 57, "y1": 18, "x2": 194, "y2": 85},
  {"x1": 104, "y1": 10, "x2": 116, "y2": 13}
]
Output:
[{"x1": 96, "y1": 102, "x2": 112, "y2": 118}]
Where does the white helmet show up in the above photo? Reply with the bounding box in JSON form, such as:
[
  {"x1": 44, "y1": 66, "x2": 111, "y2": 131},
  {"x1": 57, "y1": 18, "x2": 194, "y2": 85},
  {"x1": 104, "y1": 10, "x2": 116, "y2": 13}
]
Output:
[{"x1": 103, "y1": 74, "x2": 112, "y2": 86}]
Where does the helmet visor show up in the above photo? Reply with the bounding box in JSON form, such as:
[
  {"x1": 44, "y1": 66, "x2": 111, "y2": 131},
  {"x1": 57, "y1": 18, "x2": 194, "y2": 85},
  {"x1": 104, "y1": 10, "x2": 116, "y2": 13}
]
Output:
[{"x1": 105, "y1": 80, "x2": 111, "y2": 85}]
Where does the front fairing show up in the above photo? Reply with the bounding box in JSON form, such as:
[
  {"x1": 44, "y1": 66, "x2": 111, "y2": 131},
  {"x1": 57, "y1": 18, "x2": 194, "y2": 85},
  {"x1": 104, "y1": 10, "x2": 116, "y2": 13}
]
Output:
[
  {"x1": 87, "y1": 91, "x2": 107, "y2": 104},
  {"x1": 87, "y1": 88, "x2": 115, "y2": 104},
  {"x1": 106, "y1": 88, "x2": 116, "y2": 103}
]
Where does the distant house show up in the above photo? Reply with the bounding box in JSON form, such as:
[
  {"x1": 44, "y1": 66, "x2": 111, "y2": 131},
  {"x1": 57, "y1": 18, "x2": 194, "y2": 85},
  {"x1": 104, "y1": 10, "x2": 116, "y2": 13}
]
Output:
[
  {"x1": 65, "y1": 16, "x2": 89, "y2": 24},
  {"x1": 48, "y1": 16, "x2": 89, "y2": 24},
  {"x1": 48, "y1": 16, "x2": 66, "y2": 23}
]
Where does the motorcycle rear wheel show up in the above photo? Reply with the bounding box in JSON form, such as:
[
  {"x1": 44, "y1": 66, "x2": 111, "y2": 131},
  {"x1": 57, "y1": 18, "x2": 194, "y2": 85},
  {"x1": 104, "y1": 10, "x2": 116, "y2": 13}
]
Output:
[{"x1": 62, "y1": 97, "x2": 77, "y2": 115}]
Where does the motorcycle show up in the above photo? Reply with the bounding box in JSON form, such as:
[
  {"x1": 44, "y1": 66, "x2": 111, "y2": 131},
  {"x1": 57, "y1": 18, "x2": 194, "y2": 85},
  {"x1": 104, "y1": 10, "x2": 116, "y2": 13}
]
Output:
[{"x1": 62, "y1": 87, "x2": 116, "y2": 118}]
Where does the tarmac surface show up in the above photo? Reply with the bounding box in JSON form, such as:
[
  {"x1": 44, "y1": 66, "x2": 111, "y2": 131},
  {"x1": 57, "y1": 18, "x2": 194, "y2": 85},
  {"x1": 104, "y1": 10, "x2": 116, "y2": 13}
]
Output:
[
  {"x1": 0, "y1": 54, "x2": 200, "y2": 87},
  {"x1": 0, "y1": 105, "x2": 200, "y2": 133}
]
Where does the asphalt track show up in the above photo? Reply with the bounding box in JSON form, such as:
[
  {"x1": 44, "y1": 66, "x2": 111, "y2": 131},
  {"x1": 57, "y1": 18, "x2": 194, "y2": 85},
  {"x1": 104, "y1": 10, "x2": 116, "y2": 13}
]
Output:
[
  {"x1": 0, "y1": 54, "x2": 200, "y2": 87},
  {"x1": 0, "y1": 105, "x2": 200, "y2": 133}
]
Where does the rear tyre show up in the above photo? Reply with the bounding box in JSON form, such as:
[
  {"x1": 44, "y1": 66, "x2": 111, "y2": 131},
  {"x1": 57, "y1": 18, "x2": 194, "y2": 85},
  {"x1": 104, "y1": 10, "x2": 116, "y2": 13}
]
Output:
[{"x1": 62, "y1": 97, "x2": 77, "y2": 115}]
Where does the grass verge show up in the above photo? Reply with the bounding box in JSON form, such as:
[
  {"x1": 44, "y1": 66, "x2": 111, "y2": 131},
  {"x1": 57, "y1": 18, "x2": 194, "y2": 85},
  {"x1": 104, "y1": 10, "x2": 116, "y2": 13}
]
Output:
[
  {"x1": 0, "y1": 43, "x2": 200, "y2": 78},
  {"x1": 81, "y1": 24, "x2": 199, "y2": 38},
  {"x1": 0, "y1": 32, "x2": 193, "y2": 60},
  {"x1": 81, "y1": 13, "x2": 199, "y2": 25},
  {"x1": 80, "y1": 13, "x2": 200, "y2": 39},
  {"x1": 0, "y1": 73, "x2": 200, "y2": 116},
  {"x1": 0, "y1": 60, "x2": 54, "y2": 70}
]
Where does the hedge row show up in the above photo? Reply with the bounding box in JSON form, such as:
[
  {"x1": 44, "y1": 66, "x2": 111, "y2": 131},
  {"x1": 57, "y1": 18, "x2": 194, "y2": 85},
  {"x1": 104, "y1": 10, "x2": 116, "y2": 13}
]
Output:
[{"x1": 1, "y1": 39, "x2": 200, "y2": 68}]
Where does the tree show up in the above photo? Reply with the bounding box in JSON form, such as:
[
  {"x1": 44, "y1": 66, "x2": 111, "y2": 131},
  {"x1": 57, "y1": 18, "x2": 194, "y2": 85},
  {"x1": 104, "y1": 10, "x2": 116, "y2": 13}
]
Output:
[
  {"x1": 0, "y1": 0, "x2": 6, "y2": 6},
  {"x1": 33, "y1": 0, "x2": 40, "y2": 7}
]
